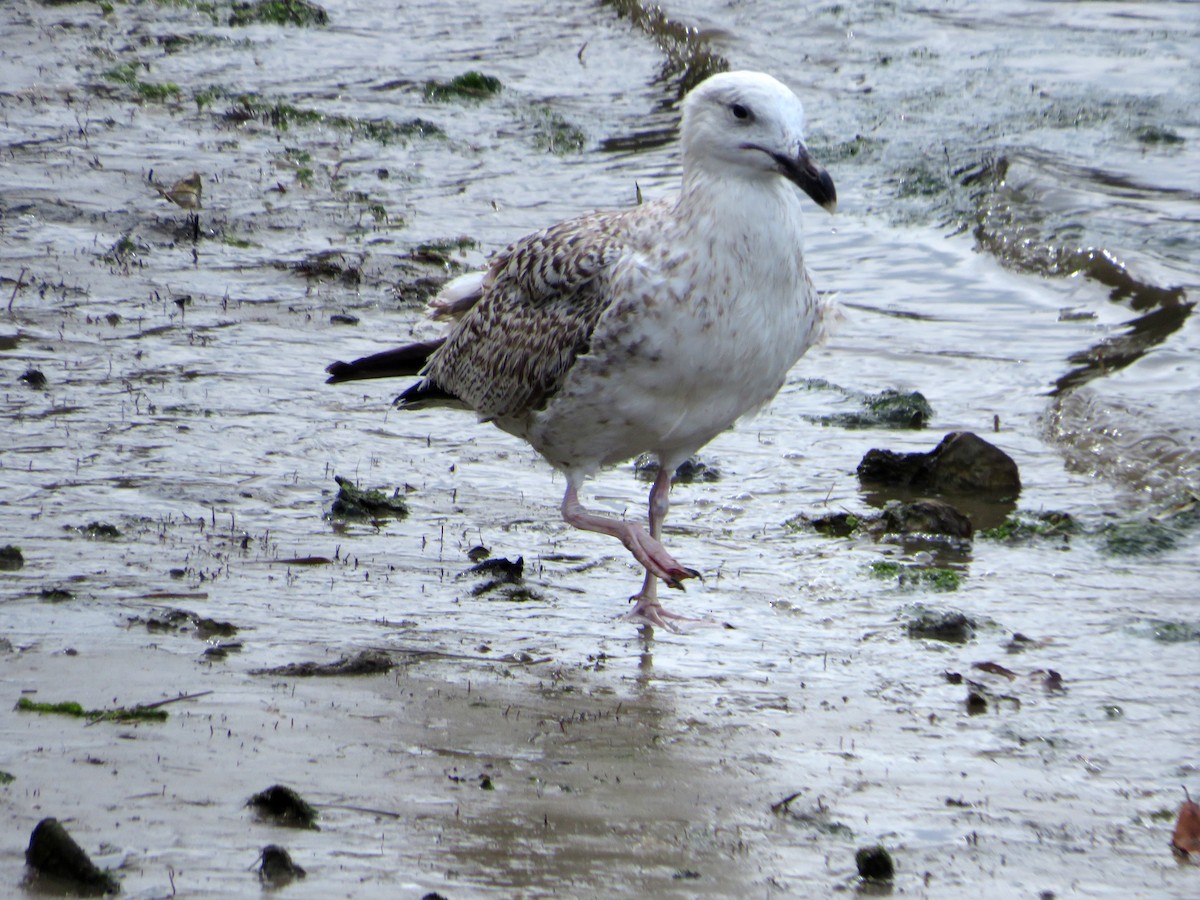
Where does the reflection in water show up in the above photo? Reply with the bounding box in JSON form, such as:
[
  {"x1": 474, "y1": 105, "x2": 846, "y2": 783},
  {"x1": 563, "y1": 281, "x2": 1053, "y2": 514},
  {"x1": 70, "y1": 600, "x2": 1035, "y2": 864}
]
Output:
[{"x1": 1055, "y1": 300, "x2": 1195, "y2": 395}]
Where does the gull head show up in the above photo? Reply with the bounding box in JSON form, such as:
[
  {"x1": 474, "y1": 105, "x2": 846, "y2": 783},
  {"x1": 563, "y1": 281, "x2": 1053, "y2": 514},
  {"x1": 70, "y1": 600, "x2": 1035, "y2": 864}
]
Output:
[{"x1": 681, "y1": 71, "x2": 837, "y2": 213}]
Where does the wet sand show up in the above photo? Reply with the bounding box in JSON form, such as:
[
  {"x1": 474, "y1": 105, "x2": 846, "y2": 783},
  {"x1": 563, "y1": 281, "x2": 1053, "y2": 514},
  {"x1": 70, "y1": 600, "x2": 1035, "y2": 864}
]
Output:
[{"x1": 2, "y1": 0, "x2": 1198, "y2": 896}]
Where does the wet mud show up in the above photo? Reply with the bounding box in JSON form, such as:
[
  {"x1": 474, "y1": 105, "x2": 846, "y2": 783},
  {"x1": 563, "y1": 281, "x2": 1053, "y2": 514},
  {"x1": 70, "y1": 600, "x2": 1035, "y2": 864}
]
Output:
[{"x1": 2, "y1": 0, "x2": 1198, "y2": 897}]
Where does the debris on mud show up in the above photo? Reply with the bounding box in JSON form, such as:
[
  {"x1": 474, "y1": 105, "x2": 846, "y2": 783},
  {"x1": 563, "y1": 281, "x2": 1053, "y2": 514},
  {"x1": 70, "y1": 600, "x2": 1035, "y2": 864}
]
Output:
[
  {"x1": 202, "y1": 641, "x2": 244, "y2": 660},
  {"x1": 248, "y1": 785, "x2": 320, "y2": 829},
  {"x1": 1099, "y1": 498, "x2": 1200, "y2": 556},
  {"x1": 25, "y1": 817, "x2": 121, "y2": 896},
  {"x1": 854, "y1": 844, "x2": 895, "y2": 883},
  {"x1": 858, "y1": 431, "x2": 1020, "y2": 497},
  {"x1": 424, "y1": 71, "x2": 503, "y2": 102},
  {"x1": 980, "y1": 510, "x2": 1077, "y2": 542},
  {"x1": 0, "y1": 545, "x2": 24, "y2": 571},
  {"x1": 1132, "y1": 618, "x2": 1200, "y2": 644},
  {"x1": 836, "y1": 388, "x2": 932, "y2": 429},
  {"x1": 1171, "y1": 789, "x2": 1200, "y2": 860},
  {"x1": 972, "y1": 661, "x2": 1018, "y2": 680},
  {"x1": 17, "y1": 696, "x2": 171, "y2": 724},
  {"x1": 229, "y1": 0, "x2": 329, "y2": 27},
  {"x1": 329, "y1": 475, "x2": 408, "y2": 520},
  {"x1": 393, "y1": 271, "x2": 451, "y2": 306},
  {"x1": 905, "y1": 605, "x2": 975, "y2": 641},
  {"x1": 875, "y1": 498, "x2": 973, "y2": 540},
  {"x1": 772, "y1": 796, "x2": 854, "y2": 838},
  {"x1": 257, "y1": 844, "x2": 306, "y2": 884},
  {"x1": 71, "y1": 522, "x2": 122, "y2": 540},
  {"x1": 289, "y1": 250, "x2": 363, "y2": 285},
  {"x1": 792, "y1": 499, "x2": 973, "y2": 544},
  {"x1": 18, "y1": 367, "x2": 47, "y2": 388},
  {"x1": 634, "y1": 453, "x2": 721, "y2": 483},
  {"x1": 251, "y1": 649, "x2": 395, "y2": 677},
  {"x1": 464, "y1": 555, "x2": 545, "y2": 601},
  {"x1": 329, "y1": 313, "x2": 359, "y2": 326},
  {"x1": 39, "y1": 586, "x2": 74, "y2": 602},
  {"x1": 128, "y1": 607, "x2": 238, "y2": 639}
]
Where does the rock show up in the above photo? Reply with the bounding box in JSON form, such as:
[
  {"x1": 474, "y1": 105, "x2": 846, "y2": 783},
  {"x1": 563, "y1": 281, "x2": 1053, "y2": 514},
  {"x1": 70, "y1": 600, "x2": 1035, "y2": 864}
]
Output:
[
  {"x1": 906, "y1": 606, "x2": 976, "y2": 642},
  {"x1": 876, "y1": 499, "x2": 974, "y2": 539},
  {"x1": 258, "y1": 845, "x2": 306, "y2": 884},
  {"x1": 19, "y1": 367, "x2": 47, "y2": 388},
  {"x1": 25, "y1": 817, "x2": 120, "y2": 895},
  {"x1": 854, "y1": 844, "x2": 895, "y2": 882},
  {"x1": 0, "y1": 545, "x2": 25, "y2": 571},
  {"x1": 329, "y1": 474, "x2": 408, "y2": 520},
  {"x1": 247, "y1": 785, "x2": 319, "y2": 829},
  {"x1": 858, "y1": 431, "x2": 1020, "y2": 497}
]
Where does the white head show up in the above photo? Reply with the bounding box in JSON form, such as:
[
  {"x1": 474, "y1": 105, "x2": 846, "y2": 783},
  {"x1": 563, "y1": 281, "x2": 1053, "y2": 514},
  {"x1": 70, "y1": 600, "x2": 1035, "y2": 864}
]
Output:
[{"x1": 680, "y1": 71, "x2": 836, "y2": 212}]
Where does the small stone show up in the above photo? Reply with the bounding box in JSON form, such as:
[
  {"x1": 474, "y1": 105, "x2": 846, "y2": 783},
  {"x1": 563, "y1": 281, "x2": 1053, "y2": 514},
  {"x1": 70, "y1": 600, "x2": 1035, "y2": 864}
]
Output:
[
  {"x1": 258, "y1": 844, "x2": 305, "y2": 883},
  {"x1": 247, "y1": 785, "x2": 319, "y2": 829},
  {"x1": 855, "y1": 844, "x2": 895, "y2": 882},
  {"x1": 25, "y1": 817, "x2": 120, "y2": 894},
  {"x1": 0, "y1": 545, "x2": 25, "y2": 571}
]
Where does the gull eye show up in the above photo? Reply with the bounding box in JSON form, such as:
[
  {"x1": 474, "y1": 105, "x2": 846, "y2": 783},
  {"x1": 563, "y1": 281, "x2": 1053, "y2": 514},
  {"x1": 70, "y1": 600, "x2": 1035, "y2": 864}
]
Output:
[{"x1": 730, "y1": 102, "x2": 752, "y2": 121}]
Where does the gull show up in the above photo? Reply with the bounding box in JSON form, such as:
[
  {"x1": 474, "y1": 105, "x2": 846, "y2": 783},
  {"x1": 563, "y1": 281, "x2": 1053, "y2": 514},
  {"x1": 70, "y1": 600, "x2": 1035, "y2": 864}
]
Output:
[{"x1": 327, "y1": 71, "x2": 836, "y2": 630}]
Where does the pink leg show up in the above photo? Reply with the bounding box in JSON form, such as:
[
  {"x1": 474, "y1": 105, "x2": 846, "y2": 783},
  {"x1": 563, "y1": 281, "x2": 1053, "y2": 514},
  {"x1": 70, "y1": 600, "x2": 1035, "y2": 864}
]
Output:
[
  {"x1": 560, "y1": 477, "x2": 699, "y2": 589},
  {"x1": 624, "y1": 467, "x2": 704, "y2": 631}
]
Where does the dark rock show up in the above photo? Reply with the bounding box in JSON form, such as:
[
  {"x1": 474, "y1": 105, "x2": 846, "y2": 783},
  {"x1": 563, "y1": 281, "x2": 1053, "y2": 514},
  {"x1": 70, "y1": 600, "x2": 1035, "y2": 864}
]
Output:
[
  {"x1": 19, "y1": 367, "x2": 47, "y2": 388},
  {"x1": 258, "y1": 845, "x2": 306, "y2": 883},
  {"x1": 80, "y1": 522, "x2": 122, "y2": 539},
  {"x1": 329, "y1": 313, "x2": 359, "y2": 326},
  {"x1": 0, "y1": 545, "x2": 25, "y2": 570},
  {"x1": 854, "y1": 844, "x2": 895, "y2": 882},
  {"x1": 876, "y1": 499, "x2": 974, "y2": 539},
  {"x1": 804, "y1": 511, "x2": 863, "y2": 538},
  {"x1": 858, "y1": 431, "x2": 1020, "y2": 497},
  {"x1": 906, "y1": 607, "x2": 976, "y2": 642},
  {"x1": 25, "y1": 817, "x2": 120, "y2": 895},
  {"x1": 247, "y1": 785, "x2": 319, "y2": 829},
  {"x1": 40, "y1": 587, "x2": 74, "y2": 602},
  {"x1": 466, "y1": 556, "x2": 523, "y2": 582},
  {"x1": 828, "y1": 388, "x2": 932, "y2": 429}
]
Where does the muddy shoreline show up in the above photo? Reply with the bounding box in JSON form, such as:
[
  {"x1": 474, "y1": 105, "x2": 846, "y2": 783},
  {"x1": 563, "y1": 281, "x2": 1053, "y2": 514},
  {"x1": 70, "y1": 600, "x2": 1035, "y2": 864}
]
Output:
[{"x1": 3, "y1": 0, "x2": 1198, "y2": 896}]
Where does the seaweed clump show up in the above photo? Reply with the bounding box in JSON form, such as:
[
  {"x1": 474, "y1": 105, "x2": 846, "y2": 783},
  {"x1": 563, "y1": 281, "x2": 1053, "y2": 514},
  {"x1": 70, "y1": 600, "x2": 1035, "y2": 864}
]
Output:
[
  {"x1": 424, "y1": 71, "x2": 502, "y2": 102},
  {"x1": 229, "y1": 0, "x2": 329, "y2": 27}
]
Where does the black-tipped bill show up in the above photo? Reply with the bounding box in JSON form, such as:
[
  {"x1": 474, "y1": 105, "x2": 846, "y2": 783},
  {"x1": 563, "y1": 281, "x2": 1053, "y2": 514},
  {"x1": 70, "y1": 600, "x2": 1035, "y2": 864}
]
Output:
[{"x1": 770, "y1": 146, "x2": 837, "y2": 213}]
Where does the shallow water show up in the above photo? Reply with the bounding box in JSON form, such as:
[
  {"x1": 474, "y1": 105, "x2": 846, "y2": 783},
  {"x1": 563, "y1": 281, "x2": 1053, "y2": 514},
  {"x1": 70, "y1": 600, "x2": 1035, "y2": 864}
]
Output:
[{"x1": 1, "y1": 0, "x2": 1198, "y2": 896}]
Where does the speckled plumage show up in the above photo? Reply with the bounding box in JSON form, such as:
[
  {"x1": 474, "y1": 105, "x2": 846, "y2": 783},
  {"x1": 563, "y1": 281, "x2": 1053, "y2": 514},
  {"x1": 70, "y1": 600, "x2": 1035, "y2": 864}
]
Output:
[{"x1": 327, "y1": 71, "x2": 837, "y2": 630}]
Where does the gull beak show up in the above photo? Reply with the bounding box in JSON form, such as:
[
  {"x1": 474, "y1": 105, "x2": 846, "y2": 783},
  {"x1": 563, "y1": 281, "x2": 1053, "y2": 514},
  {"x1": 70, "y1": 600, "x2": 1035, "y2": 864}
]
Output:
[{"x1": 774, "y1": 145, "x2": 837, "y2": 213}]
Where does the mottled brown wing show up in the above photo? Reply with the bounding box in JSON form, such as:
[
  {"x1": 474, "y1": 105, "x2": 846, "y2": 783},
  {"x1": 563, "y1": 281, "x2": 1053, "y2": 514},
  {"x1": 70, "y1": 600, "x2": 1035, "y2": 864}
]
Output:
[{"x1": 423, "y1": 212, "x2": 632, "y2": 421}]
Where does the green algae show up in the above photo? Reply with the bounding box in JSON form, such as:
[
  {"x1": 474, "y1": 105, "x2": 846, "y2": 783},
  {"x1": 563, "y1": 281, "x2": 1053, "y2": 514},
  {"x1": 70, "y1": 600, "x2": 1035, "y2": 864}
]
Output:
[
  {"x1": 16, "y1": 697, "x2": 169, "y2": 723},
  {"x1": 229, "y1": 0, "x2": 328, "y2": 27},
  {"x1": 870, "y1": 560, "x2": 961, "y2": 592},
  {"x1": 424, "y1": 71, "x2": 502, "y2": 102}
]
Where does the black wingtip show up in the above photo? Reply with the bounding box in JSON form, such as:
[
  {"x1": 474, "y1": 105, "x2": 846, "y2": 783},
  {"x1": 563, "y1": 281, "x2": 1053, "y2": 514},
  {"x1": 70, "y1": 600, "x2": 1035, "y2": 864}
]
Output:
[
  {"x1": 323, "y1": 338, "x2": 446, "y2": 385},
  {"x1": 325, "y1": 361, "x2": 355, "y2": 384}
]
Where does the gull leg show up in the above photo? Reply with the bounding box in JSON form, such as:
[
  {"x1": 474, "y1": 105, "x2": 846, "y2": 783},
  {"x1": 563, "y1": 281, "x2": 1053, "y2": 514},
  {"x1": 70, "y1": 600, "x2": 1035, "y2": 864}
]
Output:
[
  {"x1": 625, "y1": 467, "x2": 704, "y2": 631},
  {"x1": 561, "y1": 478, "x2": 699, "y2": 588}
]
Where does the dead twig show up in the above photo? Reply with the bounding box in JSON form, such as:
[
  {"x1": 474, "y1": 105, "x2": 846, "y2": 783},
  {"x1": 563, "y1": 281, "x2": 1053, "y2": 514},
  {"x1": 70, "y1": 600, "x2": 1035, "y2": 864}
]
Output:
[
  {"x1": 8, "y1": 267, "x2": 27, "y2": 314},
  {"x1": 770, "y1": 791, "x2": 803, "y2": 814}
]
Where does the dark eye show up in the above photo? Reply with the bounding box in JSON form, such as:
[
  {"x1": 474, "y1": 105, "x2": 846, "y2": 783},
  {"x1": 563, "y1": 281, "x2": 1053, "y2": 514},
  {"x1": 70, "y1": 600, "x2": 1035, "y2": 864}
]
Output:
[{"x1": 730, "y1": 102, "x2": 752, "y2": 121}]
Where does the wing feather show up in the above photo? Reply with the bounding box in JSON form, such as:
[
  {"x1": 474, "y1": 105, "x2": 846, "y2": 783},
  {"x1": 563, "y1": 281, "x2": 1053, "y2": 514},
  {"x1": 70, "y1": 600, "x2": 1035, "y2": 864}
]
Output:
[{"x1": 422, "y1": 211, "x2": 635, "y2": 421}]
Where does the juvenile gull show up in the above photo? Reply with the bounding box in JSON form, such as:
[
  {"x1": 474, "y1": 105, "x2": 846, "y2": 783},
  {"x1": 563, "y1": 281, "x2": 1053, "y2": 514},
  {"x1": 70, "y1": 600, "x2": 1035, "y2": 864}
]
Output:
[{"x1": 327, "y1": 71, "x2": 836, "y2": 629}]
